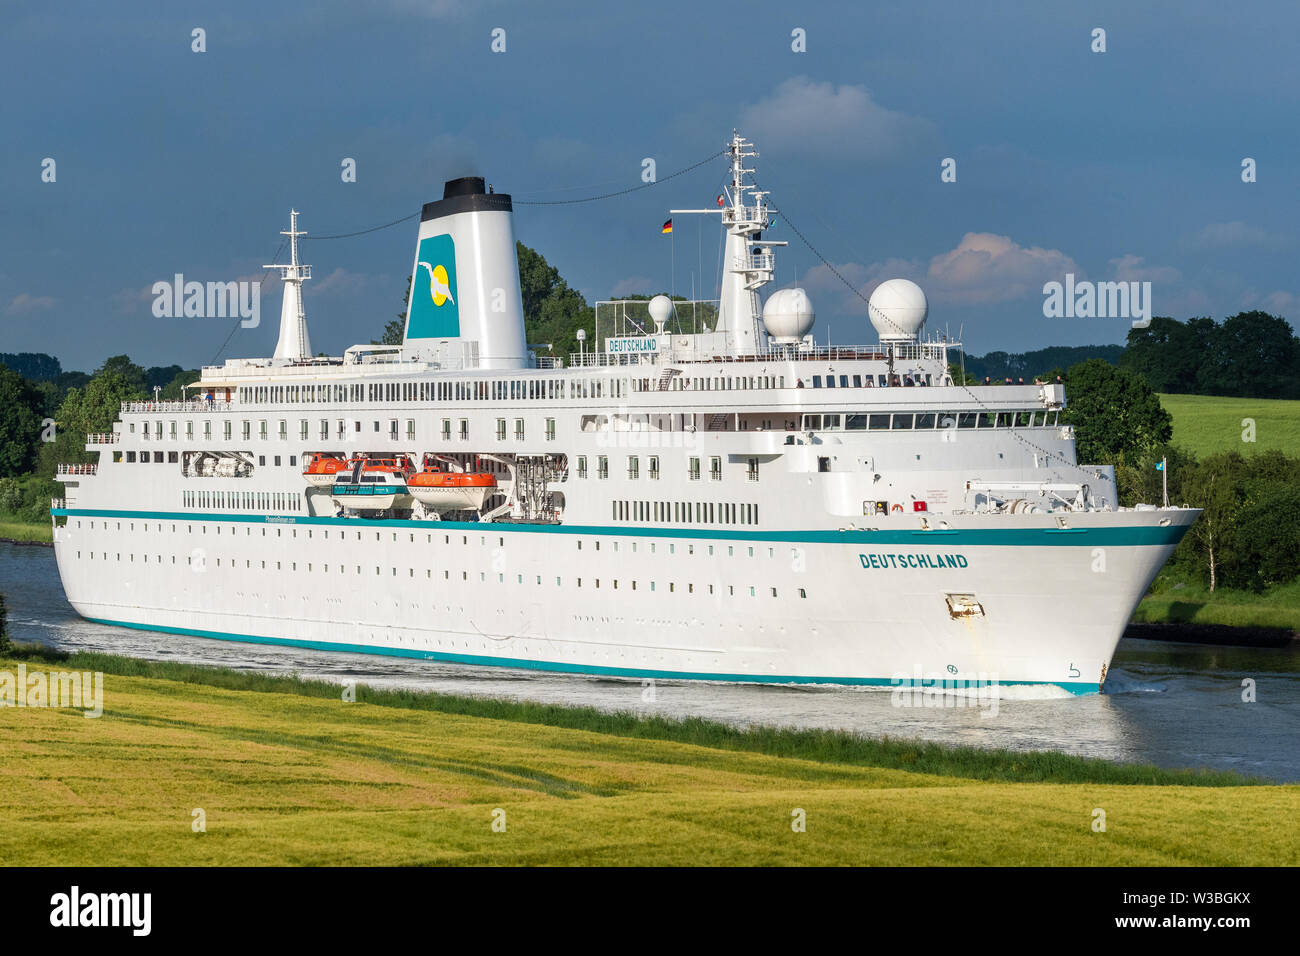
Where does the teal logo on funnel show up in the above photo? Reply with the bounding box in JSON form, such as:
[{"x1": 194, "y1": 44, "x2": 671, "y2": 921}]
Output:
[{"x1": 406, "y1": 234, "x2": 460, "y2": 339}]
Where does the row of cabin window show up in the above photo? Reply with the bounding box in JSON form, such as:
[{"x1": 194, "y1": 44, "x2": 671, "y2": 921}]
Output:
[
  {"x1": 574, "y1": 455, "x2": 753, "y2": 481},
  {"x1": 182, "y1": 490, "x2": 302, "y2": 512},
  {"x1": 237, "y1": 378, "x2": 615, "y2": 406},
  {"x1": 116, "y1": 451, "x2": 298, "y2": 466},
  {"x1": 129, "y1": 417, "x2": 565, "y2": 443},
  {"x1": 612, "y1": 500, "x2": 758, "y2": 525},
  {"x1": 802, "y1": 410, "x2": 1061, "y2": 431},
  {"x1": 236, "y1": 372, "x2": 967, "y2": 408},
  {"x1": 78, "y1": 522, "x2": 785, "y2": 562},
  {"x1": 803, "y1": 373, "x2": 933, "y2": 389},
  {"x1": 655, "y1": 375, "x2": 786, "y2": 392},
  {"x1": 69, "y1": 549, "x2": 807, "y2": 599}
]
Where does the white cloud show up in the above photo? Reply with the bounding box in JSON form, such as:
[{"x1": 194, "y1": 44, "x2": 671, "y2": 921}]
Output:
[
  {"x1": 1244, "y1": 290, "x2": 1297, "y2": 317},
  {"x1": 610, "y1": 276, "x2": 653, "y2": 297},
  {"x1": 310, "y1": 268, "x2": 372, "y2": 296},
  {"x1": 796, "y1": 233, "x2": 1080, "y2": 315},
  {"x1": 4, "y1": 293, "x2": 55, "y2": 315},
  {"x1": 738, "y1": 77, "x2": 934, "y2": 161},
  {"x1": 1186, "y1": 221, "x2": 1276, "y2": 249},
  {"x1": 928, "y1": 234, "x2": 1080, "y2": 304},
  {"x1": 1110, "y1": 254, "x2": 1181, "y2": 284}
]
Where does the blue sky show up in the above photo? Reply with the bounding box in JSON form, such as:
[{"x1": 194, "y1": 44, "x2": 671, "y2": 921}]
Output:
[{"x1": 2, "y1": 0, "x2": 1298, "y2": 371}]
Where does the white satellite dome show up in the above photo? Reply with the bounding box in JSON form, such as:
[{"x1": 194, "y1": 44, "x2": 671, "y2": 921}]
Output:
[
  {"x1": 868, "y1": 278, "x2": 928, "y2": 342},
  {"x1": 647, "y1": 294, "x2": 674, "y2": 333},
  {"x1": 762, "y1": 287, "x2": 815, "y2": 344}
]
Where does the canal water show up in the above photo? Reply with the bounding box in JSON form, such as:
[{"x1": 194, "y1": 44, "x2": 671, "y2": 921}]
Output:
[{"x1": 4, "y1": 541, "x2": 1298, "y2": 781}]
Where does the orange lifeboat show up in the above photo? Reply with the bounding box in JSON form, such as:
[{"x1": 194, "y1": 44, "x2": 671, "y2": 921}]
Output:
[
  {"x1": 408, "y1": 465, "x2": 497, "y2": 513},
  {"x1": 303, "y1": 452, "x2": 348, "y2": 488},
  {"x1": 353, "y1": 455, "x2": 413, "y2": 477}
]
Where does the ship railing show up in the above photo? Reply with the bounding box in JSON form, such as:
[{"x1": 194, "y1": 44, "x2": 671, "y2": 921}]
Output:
[
  {"x1": 86, "y1": 432, "x2": 120, "y2": 444},
  {"x1": 734, "y1": 253, "x2": 775, "y2": 272},
  {"x1": 57, "y1": 463, "x2": 97, "y2": 475},
  {"x1": 120, "y1": 400, "x2": 225, "y2": 414},
  {"x1": 51, "y1": 497, "x2": 66, "y2": 510},
  {"x1": 567, "y1": 351, "x2": 662, "y2": 368},
  {"x1": 565, "y1": 340, "x2": 957, "y2": 370}
]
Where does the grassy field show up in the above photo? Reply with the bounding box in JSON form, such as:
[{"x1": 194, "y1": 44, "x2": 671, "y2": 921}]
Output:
[
  {"x1": 1, "y1": 650, "x2": 1295, "y2": 866},
  {"x1": 1159, "y1": 392, "x2": 1300, "y2": 458},
  {"x1": 1135, "y1": 579, "x2": 1300, "y2": 630},
  {"x1": 0, "y1": 520, "x2": 51, "y2": 544}
]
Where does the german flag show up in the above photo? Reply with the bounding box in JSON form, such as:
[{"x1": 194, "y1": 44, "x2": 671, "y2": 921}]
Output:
[{"x1": 661, "y1": 218, "x2": 673, "y2": 235}]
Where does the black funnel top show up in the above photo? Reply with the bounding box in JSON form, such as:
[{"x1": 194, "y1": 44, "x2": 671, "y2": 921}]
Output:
[
  {"x1": 420, "y1": 176, "x2": 512, "y2": 222},
  {"x1": 443, "y1": 176, "x2": 486, "y2": 199}
]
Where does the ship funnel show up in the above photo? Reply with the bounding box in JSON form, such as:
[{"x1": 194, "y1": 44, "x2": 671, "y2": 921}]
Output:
[{"x1": 402, "y1": 177, "x2": 528, "y2": 370}]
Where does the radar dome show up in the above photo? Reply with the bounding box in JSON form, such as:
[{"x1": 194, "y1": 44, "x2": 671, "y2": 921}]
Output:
[
  {"x1": 762, "y1": 288, "x2": 815, "y2": 344},
  {"x1": 647, "y1": 294, "x2": 674, "y2": 333},
  {"x1": 868, "y1": 279, "x2": 928, "y2": 342}
]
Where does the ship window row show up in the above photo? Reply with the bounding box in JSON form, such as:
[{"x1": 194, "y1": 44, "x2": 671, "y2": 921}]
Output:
[
  {"x1": 181, "y1": 490, "x2": 303, "y2": 512},
  {"x1": 800, "y1": 410, "x2": 1060, "y2": 431},
  {"x1": 655, "y1": 375, "x2": 786, "y2": 392},
  {"x1": 67, "y1": 548, "x2": 807, "y2": 600},
  {"x1": 611, "y1": 499, "x2": 757, "y2": 525},
  {"x1": 75, "y1": 521, "x2": 786, "y2": 563},
  {"x1": 574, "y1": 455, "x2": 742, "y2": 482},
  {"x1": 217, "y1": 370, "x2": 963, "y2": 411},
  {"x1": 235, "y1": 377, "x2": 622, "y2": 407},
  {"x1": 802, "y1": 373, "x2": 933, "y2": 389}
]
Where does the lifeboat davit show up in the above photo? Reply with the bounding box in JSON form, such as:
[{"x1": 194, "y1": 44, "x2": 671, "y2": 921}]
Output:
[
  {"x1": 303, "y1": 452, "x2": 347, "y2": 488},
  {"x1": 330, "y1": 456, "x2": 414, "y2": 512},
  {"x1": 407, "y1": 466, "x2": 497, "y2": 513}
]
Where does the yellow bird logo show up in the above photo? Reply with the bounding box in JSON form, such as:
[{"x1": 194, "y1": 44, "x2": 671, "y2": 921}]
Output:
[{"x1": 418, "y1": 261, "x2": 455, "y2": 307}]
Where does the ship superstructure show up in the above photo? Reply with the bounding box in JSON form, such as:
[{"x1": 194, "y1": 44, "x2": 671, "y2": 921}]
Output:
[{"x1": 51, "y1": 133, "x2": 1197, "y2": 693}]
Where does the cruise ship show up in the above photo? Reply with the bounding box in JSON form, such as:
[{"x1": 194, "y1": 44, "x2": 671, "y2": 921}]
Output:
[{"x1": 50, "y1": 133, "x2": 1198, "y2": 694}]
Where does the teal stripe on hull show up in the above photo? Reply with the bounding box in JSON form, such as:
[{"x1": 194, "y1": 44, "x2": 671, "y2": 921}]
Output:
[
  {"x1": 54, "y1": 508, "x2": 1189, "y2": 547},
  {"x1": 84, "y1": 616, "x2": 1101, "y2": 696}
]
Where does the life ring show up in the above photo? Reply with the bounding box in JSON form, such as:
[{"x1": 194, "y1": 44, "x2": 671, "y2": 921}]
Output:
[{"x1": 890, "y1": 503, "x2": 903, "y2": 513}]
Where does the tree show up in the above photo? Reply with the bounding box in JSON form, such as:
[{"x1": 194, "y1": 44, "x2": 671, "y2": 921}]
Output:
[
  {"x1": 37, "y1": 369, "x2": 147, "y2": 475},
  {"x1": 375, "y1": 276, "x2": 410, "y2": 346},
  {"x1": 1236, "y1": 483, "x2": 1300, "y2": 591},
  {"x1": 1114, "y1": 443, "x2": 1197, "y2": 509},
  {"x1": 160, "y1": 369, "x2": 199, "y2": 401},
  {"x1": 0, "y1": 352, "x2": 61, "y2": 381},
  {"x1": 1061, "y1": 358, "x2": 1172, "y2": 467},
  {"x1": 0, "y1": 593, "x2": 11, "y2": 655},
  {"x1": 145, "y1": 365, "x2": 185, "y2": 392},
  {"x1": 1121, "y1": 312, "x2": 1300, "y2": 399},
  {"x1": 0, "y1": 366, "x2": 45, "y2": 477},
  {"x1": 95, "y1": 355, "x2": 147, "y2": 393},
  {"x1": 1198, "y1": 311, "x2": 1300, "y2": 399},
  {"x1": 1120, "y1": 316, "x2": 1208, "y2": 393},
  {"x1": 516, "y1": 242, "x2": 593, "y2": 358}
]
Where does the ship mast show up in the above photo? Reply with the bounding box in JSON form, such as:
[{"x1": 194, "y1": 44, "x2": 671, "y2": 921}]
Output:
[
  {"x1": 266, "y1": 209, "x2": 313, "y2": 362},
  {"x1": 715, "y1": 132, "x2": 785, "y2": 354}
]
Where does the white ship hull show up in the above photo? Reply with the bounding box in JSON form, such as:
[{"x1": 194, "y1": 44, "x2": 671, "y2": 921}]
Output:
[{"x1": 51, "y1": 507, "x2": 1195, "y2": 693}]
